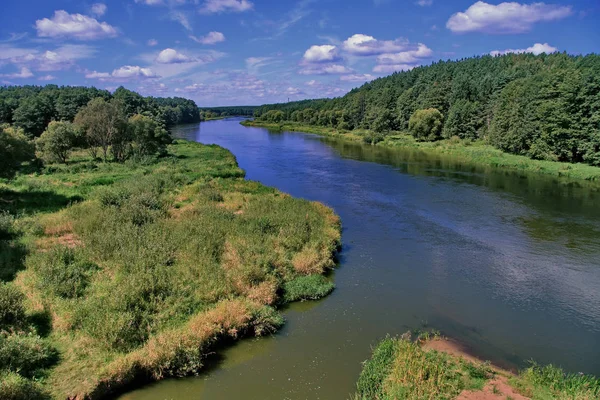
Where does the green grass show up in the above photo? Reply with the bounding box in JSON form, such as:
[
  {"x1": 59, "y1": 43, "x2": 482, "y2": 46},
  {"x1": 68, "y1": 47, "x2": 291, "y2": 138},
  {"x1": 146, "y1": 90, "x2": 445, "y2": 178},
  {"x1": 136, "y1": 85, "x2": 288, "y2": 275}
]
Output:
[
  {"x1": 355, "y1": 336, "x2": 600, "y2": 400},
  {"x1": 0, "y1": 140, "x2": 341, "y2": 399},
  {"x1": 242, "y1": 120, "x2": 600, "y2": 184}
]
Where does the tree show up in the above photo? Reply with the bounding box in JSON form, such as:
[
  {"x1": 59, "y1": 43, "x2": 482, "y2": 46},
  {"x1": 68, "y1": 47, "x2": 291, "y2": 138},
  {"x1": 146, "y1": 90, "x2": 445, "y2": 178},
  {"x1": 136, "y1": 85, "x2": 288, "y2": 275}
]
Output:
[
  {"x1": 409, "y1": 108, "x2": 444, "y2": 142},
  {"x1": 12, "y1": 96, "x2": 53, "y2": 138},
  {"x1": 74, "y1": 98, "x2": 127, "y2": 161},
  {"x1": 128, "y1": 114, "x2": 170, "y2": 158},
  {"x1": 0, "y1": 125, "x2": 35, "y2": 178},
  {"x1": 36, "y1": 121, "x2": 78, "y2": 164},
  {"x1": 443, "y1": 99, "x2": 481, "y2": 139}
]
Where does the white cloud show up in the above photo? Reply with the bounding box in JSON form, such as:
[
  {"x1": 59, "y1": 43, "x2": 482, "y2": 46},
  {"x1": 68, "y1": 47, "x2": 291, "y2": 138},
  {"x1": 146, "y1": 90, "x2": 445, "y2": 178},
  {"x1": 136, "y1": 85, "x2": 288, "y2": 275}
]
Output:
[
  {"x1": 376, "y1": 43, "x2": 432, "y2": 64},
  {"x1": 134, "y1": 0, "x2": 164, "y2": 4},
  {"x1": 5, "y1": 44, "x2": 96, "y2": 71},
  {"x1": 156, "y1": 48, "x2": 194, "y2": 64},
  {"x1": 490, "y1": 42, "x2": 558, "y2": 56},
  {"x1": 284, "y1": 87, "x2": 303, "y2": 96},
  {"x1": 35, "y1": 10, "x2": 118, "y2": 40},
  {"x1": 0, "y1": 67, "x2": 34, "y2": 79},
  {"x1": 199, "y1": 0, "x2": 253, "y2": 14},
  {"x1": 373, "y1": 64, "x2": 416, "y2": 74},
  {"x1": 299, "y1": 64, "x2": 352, "y2": 75},
  {"x1": 447, "y1": 1, "x2": 573, "y2": 34},
  {"x1": 190, "y1": 31, "x2": 226, "y2": 45},
  {"x1": 147, "y1": 39, "x2": 158, "y2": 46},
  {"x1": 86, "y1": 65, "x2": 159, "y2": 81},
  {"x1": 170, "y1": 11, "x2": 192, "y2": 31},
  {"x1": 340, "y1": 74, "x2": 375, "y2": 82},
  {"x1": 91, "y1": 3, "x2": 107, "y2": 17},
  {"x1": 302, "y1": 45, "x2": 341, "y2": 63},
  {"x1": 416, "y1": 0, "x2": 433, "y2": 6},
  {"x1": 38, "y1": 74, "x2": 57, "y2": 81},
  {"x1": 343, "y1": 34, "x2": 408, "y2": 56}
]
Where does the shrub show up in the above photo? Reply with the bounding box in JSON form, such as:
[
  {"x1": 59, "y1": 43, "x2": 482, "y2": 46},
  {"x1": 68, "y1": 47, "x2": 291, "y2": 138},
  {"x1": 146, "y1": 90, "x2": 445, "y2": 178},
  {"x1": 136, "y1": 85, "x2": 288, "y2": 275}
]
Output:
[
  {"x1": 409, "y1": 108, "x2": 444, "y2": 142},
  {"x1": 0, "y1": 333, "x2": 59, "y2": 378},
  {"x1": 30, "y1": 247, "x2": 97, "y2": 299},
  {"x1": 282, "y1": 275, "x2": 334, "y2": 303},
  {"x1": 0, "y1": 371, "x2": 50, "y2": 400},
  {"x1": 0, "y1": 283, "x2": 26, "y2": 330},
  {"x1": 36, "y1": 121, "x2": 78, "y2": 164}
]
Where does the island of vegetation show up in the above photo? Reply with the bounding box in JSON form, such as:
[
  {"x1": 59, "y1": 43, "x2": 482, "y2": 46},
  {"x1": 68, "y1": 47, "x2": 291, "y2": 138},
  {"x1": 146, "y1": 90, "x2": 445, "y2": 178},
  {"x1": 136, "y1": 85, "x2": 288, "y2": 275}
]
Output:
[
  {"x1": 199, "y1": 106, "x2": 257, "y2": 121},
  {"x1": 354, "y1": 333, "x2": 600, "y2": 400},
  {"x1": 0, "y1": 86, "x2": 340, "y2": 399},
  {"x1": 243, "y1": 52, "x2": 600, "y2": 183}
]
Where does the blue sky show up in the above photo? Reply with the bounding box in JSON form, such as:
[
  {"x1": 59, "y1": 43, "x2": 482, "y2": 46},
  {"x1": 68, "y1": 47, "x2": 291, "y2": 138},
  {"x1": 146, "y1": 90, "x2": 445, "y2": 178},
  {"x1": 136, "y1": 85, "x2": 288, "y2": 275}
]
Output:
[{"x1": 1, "y1": 0, "x2": 598, "y2": 106}]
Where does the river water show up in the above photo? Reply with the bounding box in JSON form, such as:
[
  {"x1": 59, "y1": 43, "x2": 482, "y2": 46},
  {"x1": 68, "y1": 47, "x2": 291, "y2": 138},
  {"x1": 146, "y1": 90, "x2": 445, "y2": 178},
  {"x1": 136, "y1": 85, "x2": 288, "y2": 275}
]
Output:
[{"x1": 121, "y1": 118, "x2": 600, "y2": 399}]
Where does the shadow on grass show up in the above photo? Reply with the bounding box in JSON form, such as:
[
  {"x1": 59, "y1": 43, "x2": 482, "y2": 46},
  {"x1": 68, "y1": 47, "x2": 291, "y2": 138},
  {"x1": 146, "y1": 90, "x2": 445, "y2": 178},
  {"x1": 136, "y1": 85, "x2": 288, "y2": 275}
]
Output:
[{"x1": 0, "y1": 187, "x2": 83, "y2": 215}]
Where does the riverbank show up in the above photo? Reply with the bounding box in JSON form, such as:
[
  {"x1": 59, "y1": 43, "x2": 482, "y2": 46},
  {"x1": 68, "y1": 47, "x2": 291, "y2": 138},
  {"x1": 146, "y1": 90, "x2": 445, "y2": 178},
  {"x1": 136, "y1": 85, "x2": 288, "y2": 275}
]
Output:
[
  {"x1": 355, "y1": 334, "x2": 600, "y2": 400},
  {"x1": 0, "y1": 140, "x2": 340, "y2": 399},
  {"x1": 241, "y1": 120, "x2": 600, "y2": 184}
]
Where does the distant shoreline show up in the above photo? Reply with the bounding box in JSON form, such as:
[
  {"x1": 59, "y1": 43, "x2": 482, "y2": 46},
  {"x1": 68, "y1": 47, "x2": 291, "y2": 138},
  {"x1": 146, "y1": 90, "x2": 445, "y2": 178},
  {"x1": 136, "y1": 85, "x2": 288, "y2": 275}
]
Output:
[{"x1": 241, "y1": 120, "x2": 600, "y2": 185}]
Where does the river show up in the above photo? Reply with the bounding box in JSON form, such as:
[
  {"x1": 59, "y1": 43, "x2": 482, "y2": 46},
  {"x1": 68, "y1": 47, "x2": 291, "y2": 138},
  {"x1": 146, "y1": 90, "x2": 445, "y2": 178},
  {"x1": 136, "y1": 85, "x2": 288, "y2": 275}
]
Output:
[{"x1": 121, "y1": 117, "x2": 600, "y2": 399}]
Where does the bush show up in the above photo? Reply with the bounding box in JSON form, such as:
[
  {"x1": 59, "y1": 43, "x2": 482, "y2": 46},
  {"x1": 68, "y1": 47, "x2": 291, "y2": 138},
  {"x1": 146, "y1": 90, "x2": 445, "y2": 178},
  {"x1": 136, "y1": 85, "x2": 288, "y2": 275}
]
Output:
[
  {"x1": 0, "y1": 333, "x2": 58, "y2": 378},
  {"x1": 0, "y1": 212, "x2": 15, "y2": 241},
  {"x1": 30, "y1": 247, "x2": 97, "y2": 299},
  {"x1": 0, "y1": 283, "x2": 26, "y2": 330},
  {"x1": 0, "y1": 371, "x2": 50, "y2": 400},
  {"x1": 36, "y1": 121, "x2": 78, "y2": 164},
  {"x1": 408, "y1": 108, "x2": 444, "y2": 142},
  {"x1": 282, "y1": 275, "x2": 334, "y2": 303}
]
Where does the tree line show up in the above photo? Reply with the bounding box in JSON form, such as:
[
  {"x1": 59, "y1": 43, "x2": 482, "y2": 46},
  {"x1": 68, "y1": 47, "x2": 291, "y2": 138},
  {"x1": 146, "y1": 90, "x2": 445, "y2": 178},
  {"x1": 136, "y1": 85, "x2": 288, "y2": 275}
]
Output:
[
  {"x1": 199, "y1": 106, "x2": 257, "y2": 120},
  {"x1": 0, "y1": 85, "x2": 202, "y2": 177},
  {"x1": 254, "y1": 52, "x2": 600, "y2": 166}
]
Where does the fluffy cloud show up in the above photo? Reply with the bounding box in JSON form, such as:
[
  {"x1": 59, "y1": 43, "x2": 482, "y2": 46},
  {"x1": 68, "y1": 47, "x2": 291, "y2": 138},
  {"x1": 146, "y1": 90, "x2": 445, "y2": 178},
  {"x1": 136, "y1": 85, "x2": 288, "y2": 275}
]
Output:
[
  {"x1": 376, "y1": 43, "x2": 432, "y2": 64},
  {"x1": 5, "y1": 44, "x2": 96, "y2": 72},
  {"x1": 190, "y1": 31, "x2": 226, "y2": 45},
  {"x1": 299, "y1": 64, "x2": 352, "y2": 75},
  {"x1": 490, "y1": 42, "x2": 558, "y2": 56},
  {"x1": 35, "y1": 10, "x2": 118, "y2": 40},
  {"x1": 340, "y1": 74, "x2": 376, "y2": 82},
  {"x1": 302, "y1": 45, "x2": 341, "y2": 63},
  {"x1": 86, "y1": 65, "x2": 159, "y2": 81},
  {"x1": 91, "y1": 3, "x2": 107, "y2": 17},
  {"x1": 0, "y1": 67, "x2": 34, "y2": 79},
  {"x1": 156, "y1": 48, "x2": 194, "y2": 64},
  {"x1": 199, "y1": 0, "x2": 253, "y2": 14},
  {"x1": 343, "y1": 34, "x2": 408, "y2": 56},
  {"x1": 372, "y1": 64, "x2": 416, "y2": 74},
  {"x1": 446, "y1": 1, "x2": 573, "y2": 34}
]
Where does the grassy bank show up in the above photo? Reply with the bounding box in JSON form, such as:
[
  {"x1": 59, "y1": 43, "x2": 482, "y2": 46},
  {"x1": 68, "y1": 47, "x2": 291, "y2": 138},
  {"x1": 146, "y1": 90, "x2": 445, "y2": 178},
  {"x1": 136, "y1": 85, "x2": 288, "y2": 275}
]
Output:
[
  {"x1": 0, "y1": 140, "x2": 340, "y2": 399},
  {"x1": 241, "y1": 120, "x2": 600, "y2": 184},
  {"x1": 355, "y1": 334, "x2": 600, "y2": 400}
]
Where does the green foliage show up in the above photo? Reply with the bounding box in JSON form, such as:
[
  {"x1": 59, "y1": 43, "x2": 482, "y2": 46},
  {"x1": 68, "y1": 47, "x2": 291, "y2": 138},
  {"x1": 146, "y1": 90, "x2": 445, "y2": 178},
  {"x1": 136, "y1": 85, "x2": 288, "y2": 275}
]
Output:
[
  {"x1": 252, "y1": 53, "x2": 600, "y2": 167},
  {"x1": 36, "y1": 121, "x2": 78, "y2": 163},
  {"x1": 0, "y1": 371, "x2": 50, "y2": 400},
  {"x1": 0, "y1": 333, "x2": 59, "y2": 378},
  {"x1": 128, "y1": 114, "x2": 170, "y2": 159},
  {"x1": 30, "y1": 247, "x2": 98, "y2": 299},
  {"x1": 521, "y1": 362, "x2": 600, "y2": 398},
  {"x1": 282, "y1": 275, "x2": 334, "y2": 303},
  {"x1": 409, "y1": 108, "x2": 444, "y2": 142},
  {"x1": 0, "y1": 283, "x2": 26, "y2": 330},
  {"x1": 12, "y1": 96, "x2": 53, "y2": 138},
  {"x1": 0, "y1": 126, "x2": 35, "y2": 179},
  {"x1": 355, "y1": 337, "x2": 397, "y2": 399},
  {"x1": 258, "y1": 110, "x2": 286, "y2": 123}
]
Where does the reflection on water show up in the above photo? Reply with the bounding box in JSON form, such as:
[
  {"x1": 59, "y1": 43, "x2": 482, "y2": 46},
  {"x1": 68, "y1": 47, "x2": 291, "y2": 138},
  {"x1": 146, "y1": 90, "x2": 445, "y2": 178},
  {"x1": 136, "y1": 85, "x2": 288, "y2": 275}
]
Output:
[{"x1": 122, "y1": 118, "x2": 600, "y2": 400}]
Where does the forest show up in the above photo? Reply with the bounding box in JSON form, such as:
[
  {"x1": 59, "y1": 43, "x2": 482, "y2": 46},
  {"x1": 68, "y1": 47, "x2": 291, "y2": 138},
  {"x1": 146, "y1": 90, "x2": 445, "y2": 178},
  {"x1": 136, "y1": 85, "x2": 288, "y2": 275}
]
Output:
[
  {"x1": 253, "y1": 52, "x2": 600, "y2": 166},
  {"x1": 199, "y1": 105, "x2": 257, "y2": 120}
]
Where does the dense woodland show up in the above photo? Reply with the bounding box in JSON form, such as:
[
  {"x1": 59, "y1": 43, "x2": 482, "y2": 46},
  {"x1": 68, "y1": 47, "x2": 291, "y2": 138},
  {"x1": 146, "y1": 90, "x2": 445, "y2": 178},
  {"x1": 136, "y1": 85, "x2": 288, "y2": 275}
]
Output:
[
  {"x1": 0, "y1": 86, "x2": 201, "y2": 178},
  {"x1": 254, "y1": 53, "x2": 600, "y2": 166},
  {"x1": 199, "y1": 105, "x2": 257, "y2": 120}
]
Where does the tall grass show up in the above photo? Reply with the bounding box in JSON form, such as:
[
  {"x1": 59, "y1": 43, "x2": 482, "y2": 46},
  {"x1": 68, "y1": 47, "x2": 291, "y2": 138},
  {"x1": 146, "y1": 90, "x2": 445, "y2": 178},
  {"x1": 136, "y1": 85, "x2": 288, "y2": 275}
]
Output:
[{"x1": 1, "y1": 140, "x2": 340, "y2": 398}]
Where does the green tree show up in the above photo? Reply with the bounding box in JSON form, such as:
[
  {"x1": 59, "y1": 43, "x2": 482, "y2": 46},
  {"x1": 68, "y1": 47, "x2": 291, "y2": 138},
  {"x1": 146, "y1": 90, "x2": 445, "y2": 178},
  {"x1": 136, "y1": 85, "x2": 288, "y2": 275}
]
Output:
[
  {"x1": 36, "y1": 121, "x2": 78, "y2": 164},
  {"x1": 0, "y1": 126, "x2": 35, "y2": 178},
  {"x1": 128, "y1": 114, "x2": 170, "y2": 158},
  {"x1": 409, "y1": 108, "x2": 444, "y2": 141},
  {"x1": 74, "y1": 98, "x2": 127, "y2": 161},
  {"x1": 12, "y1": 97, "x2": 53, "y2": 137}
]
